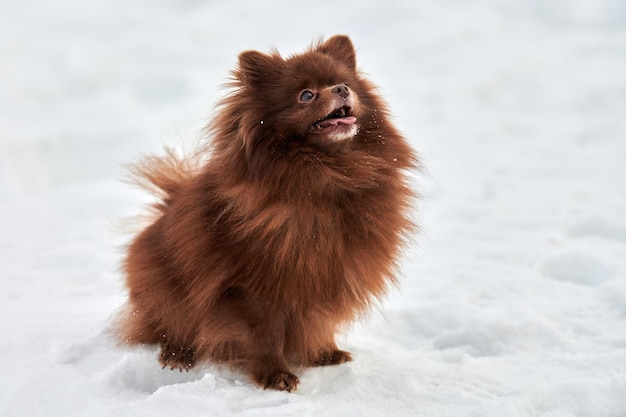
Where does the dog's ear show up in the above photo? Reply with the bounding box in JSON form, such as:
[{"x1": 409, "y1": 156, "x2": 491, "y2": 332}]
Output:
[
  {"x1": 237, "y1": 50, "x2": 280, "y2": 88},
  {"x1": 317, "y1": 35, "x2": 356, "y2": 71}
]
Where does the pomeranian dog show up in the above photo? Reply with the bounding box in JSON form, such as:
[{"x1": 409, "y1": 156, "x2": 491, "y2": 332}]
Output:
[{"x1": 117, "y1": 35, "x2": 417, "y2": 392}]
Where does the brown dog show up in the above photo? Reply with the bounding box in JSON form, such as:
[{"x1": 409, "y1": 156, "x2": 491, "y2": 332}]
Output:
[{"x1": 117, "y1": 35, "x2": 418, "y2": 392}]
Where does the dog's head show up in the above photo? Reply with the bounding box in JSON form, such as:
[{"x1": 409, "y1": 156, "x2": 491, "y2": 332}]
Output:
[{"x1": 232, "y1": 35, "x2": 368, "y2": 149}]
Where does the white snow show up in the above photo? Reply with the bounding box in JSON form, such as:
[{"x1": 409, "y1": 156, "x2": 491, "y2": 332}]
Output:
[{"x1": 2, "y1": 1, "x2": 626, "y2": 416}]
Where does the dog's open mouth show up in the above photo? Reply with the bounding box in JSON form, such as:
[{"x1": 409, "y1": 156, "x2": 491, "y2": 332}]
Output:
[{"x1": 309, "y1": 106, "x2": 357, "y2": 135}]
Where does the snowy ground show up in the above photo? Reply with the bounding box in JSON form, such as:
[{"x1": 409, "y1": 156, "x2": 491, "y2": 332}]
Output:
[{"x1": 2, "y1": 1, "x2": 626, "y2": 416}]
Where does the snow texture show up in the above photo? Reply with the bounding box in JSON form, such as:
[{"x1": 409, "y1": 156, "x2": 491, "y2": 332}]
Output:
[{"x1": 1, "y1": 0, "x2": 626, "y2": 416}]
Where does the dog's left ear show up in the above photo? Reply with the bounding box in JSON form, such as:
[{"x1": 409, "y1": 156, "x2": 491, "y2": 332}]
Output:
[
  {"x1": 317, "y1": 35, "x2": 356, "y2": 71},
  {"x1": 237, "y1": 50, "x2": 279, "y2": 88}
]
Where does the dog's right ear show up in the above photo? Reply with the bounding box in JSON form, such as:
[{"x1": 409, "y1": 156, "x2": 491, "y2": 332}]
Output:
[
  {"x1": 237, "y1": 51, "x2": 279, "y2": 88},
  {"x1": 317, "y1": 35, "x2": 356, "y2": 72}
]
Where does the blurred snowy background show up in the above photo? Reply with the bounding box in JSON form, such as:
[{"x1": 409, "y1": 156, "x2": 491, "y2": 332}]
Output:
[{"x1": 1, "y1": 1, "x2": 626, "y2": 416}]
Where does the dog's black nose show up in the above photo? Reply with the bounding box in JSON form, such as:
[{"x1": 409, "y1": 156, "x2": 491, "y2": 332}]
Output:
[{"x1": 331, "y1": 83, "x2": 350, "y2": 98}]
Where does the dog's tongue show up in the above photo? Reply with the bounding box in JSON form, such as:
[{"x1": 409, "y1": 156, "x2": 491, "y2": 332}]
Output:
[{"x1": 318, "y1": 116, "x2": 357, "y2": 128}]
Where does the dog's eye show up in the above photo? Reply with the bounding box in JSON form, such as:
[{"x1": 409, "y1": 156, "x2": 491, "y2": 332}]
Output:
[{"x1": 299, "y1": 90, "x2": 315, "y2": 103}]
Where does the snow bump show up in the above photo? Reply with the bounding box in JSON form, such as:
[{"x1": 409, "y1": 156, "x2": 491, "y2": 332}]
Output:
[{"x1": 541, "y1": 252, "x2": 615, "y2": 286}]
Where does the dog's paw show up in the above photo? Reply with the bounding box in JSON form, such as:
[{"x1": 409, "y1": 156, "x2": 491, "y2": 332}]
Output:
[
  {"x1": 159, "y1": 346, "x2": 196, "y2": 372},
  {"x1": 257, "y1": 370, "x2": 300, "y2": 392},
  {"x1": 310, "y1": 349, "x2": 352, "y2": 367}
]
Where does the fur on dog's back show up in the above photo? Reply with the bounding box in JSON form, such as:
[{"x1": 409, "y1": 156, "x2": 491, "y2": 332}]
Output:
[{"x1": 117, "y1": 35, "x2": 418, "y2": 391}]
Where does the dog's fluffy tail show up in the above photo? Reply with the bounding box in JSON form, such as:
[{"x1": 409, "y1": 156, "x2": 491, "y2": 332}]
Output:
[{"x1": 126, "y1": 147, "x2": 200, "y2": 213}]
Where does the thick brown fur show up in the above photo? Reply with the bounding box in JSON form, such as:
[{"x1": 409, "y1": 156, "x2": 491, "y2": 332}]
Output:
[{"x1": 117, "y1": 35, "x2": 418, "y2": 392}]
